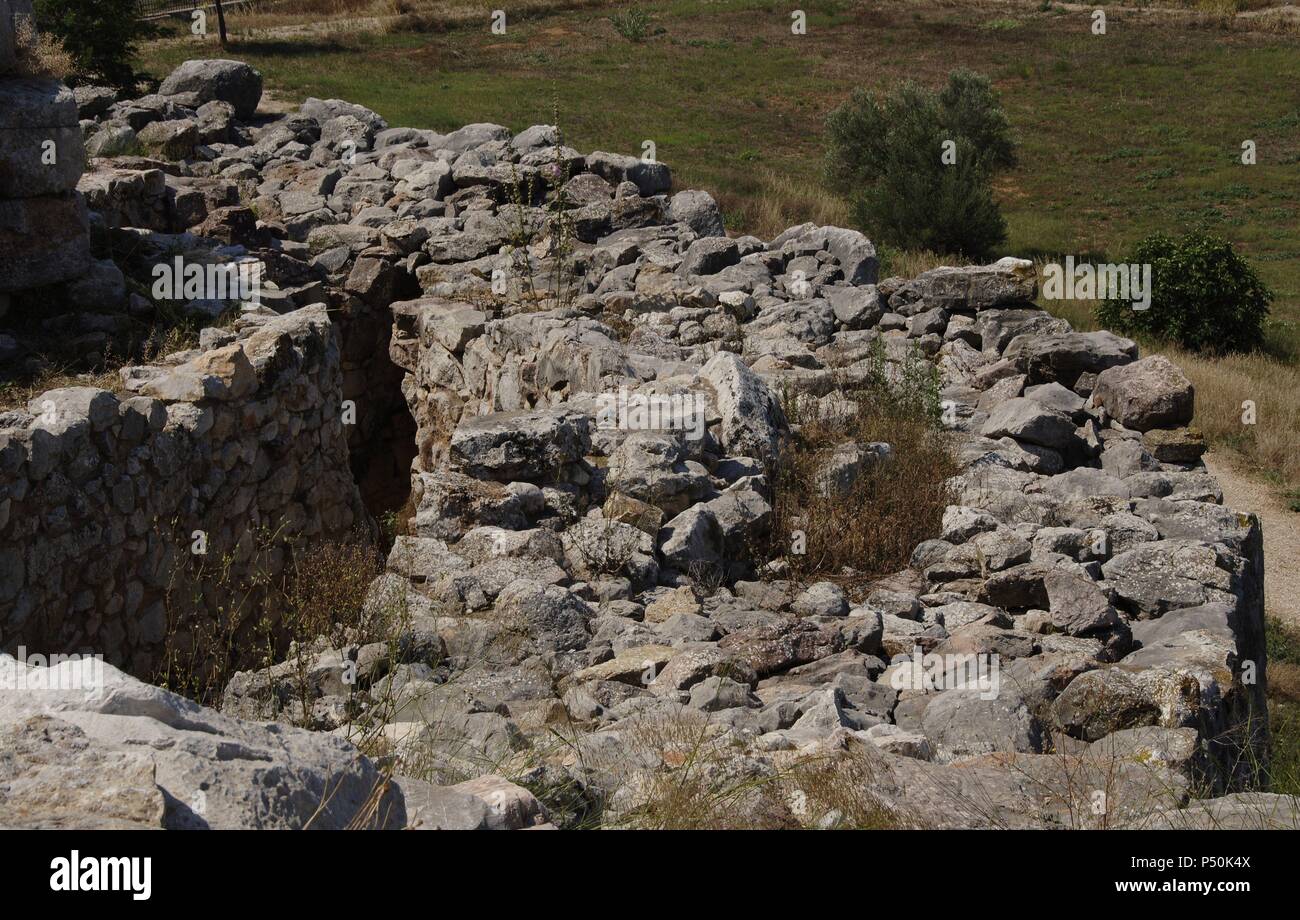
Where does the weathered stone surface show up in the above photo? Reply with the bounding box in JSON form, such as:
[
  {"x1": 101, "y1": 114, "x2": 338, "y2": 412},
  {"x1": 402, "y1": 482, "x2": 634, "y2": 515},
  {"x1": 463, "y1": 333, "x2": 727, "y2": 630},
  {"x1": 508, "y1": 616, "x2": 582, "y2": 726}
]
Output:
[
  {"x1": 719, "y1": 618, "x2": 846, "y2": 678},
  {"x1": 0, "y1": 78, "x2": 85, "y2": 197},
  {"x1": 4, "y1": 305, "x2": 365, "y2": 668},
  {"x1": 395, "y1": 776, "x2": 490, "y2": 830},
  {"x1": 658, "y1": 503, "x2": 723, "y2": 570},
  {"x1": 893, "y1": 257, "x2": 1035, "y2": 312},
  {"x1": 1005, "y1": 330, "x2": 1137, "y2": 387},
  {"x1": 678, "y1": 236, "x2": 739, "y2": 277},
  {"x1": 0, "y1": 192, "x2": 91, "y2": 290},
  {"x1": 606, "y1": 432, "x2": 709, "y2": 516},
  {"x1": 0, "y1": 656, "x2": 399, "y2": 829},
  {"x1": 159, "y1": 59, "x2": 264, "y2": 118},
  {"x1": 773, "y1": 225, "x2": 878, "y2": 285},
  {"x1": 667, "y1": 189, "x2": 724, "y2": 237},
  {"x1": 0, "y1": 72, "x2": 1268, "y2": 831},
  {"x1": 699, "y1": 351, "x2": 786, "y2": 458},
  {"x1": 792, "y1": 581, "x2": 849, "y2": 617},
  {"x1": 0, "y1": 715, "x2": 165, "y2": 829},
  {"x1": 450, "y1": 408, "x2": 591, "y2": 481},
  {"x1": 1102, "y1": 540, "x2": 1238, "y2": 617},
  {"x1": 1051, "y1": 668, "x2": 1167, "y2": 742},
  {"x1": 980, "y1": 397, "x2": 1078, "y2": 450},
  {"x1": 921, "y1": 690, "x2": 1044, "y2": 761},
  {"x1": 450, "y1": 774, "x2": 549, "y2": 829},
  {"x1": 1142, "y1": 427, "x2": 1206, "y2": 464},
  {"x1": 1133, "y1": 793, "x2": 1300, "y2": 830},
  {"x1": 1092, "y1": 355, "x2": 1194, "y2": 432},
  {"x1": 64, "y1": 256, "x2": 126, "y2": 309},
  {"x1": 1044, "y1": 569, "x2": 1120, "y2": 636},
  {"x1": 137, "y1": 118, "x2": 198, "y2": 159}
]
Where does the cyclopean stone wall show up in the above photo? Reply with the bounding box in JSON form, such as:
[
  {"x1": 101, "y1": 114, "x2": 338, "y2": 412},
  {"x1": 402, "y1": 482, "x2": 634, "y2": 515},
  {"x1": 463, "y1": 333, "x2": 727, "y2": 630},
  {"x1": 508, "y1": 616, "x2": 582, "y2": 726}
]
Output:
[
  {"x1": 377, "y1": 252, "x2": 1271, "y2": 802},
  {"x1": 0, "y1": 304, "x2": 368, "y2": 675},
  {"x1": 0, "y1": 54, "x2": 1282, "y2": 828}
]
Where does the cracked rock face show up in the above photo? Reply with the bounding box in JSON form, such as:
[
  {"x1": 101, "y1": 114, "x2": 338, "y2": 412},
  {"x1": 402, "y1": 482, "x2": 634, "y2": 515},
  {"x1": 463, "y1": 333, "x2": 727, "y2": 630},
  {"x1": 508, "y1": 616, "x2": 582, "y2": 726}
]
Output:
[{"x1": 0, "y1": 54, "x2": 1289, "y2": 829}]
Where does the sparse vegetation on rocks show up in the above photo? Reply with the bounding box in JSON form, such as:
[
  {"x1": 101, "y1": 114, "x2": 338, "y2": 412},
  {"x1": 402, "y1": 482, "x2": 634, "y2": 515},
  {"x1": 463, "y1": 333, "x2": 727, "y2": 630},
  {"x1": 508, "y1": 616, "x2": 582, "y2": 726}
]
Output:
[{"x1": 1, "y1": 1, "x2": 1296, "y2": 833}]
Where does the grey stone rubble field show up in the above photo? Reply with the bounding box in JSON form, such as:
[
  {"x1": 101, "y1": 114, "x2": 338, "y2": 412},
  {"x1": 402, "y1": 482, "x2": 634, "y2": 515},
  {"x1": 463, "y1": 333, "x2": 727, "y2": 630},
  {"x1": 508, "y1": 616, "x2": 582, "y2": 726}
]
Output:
[{"x1": 0, "y1": 54, "x2": 1295, "y2": 829}]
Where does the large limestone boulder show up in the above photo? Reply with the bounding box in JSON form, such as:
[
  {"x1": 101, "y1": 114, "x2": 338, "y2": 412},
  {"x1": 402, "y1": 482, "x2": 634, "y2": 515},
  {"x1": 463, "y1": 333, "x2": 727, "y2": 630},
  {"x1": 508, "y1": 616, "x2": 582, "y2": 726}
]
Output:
[
  {"x1": 1091, "y1": 354, "x2": 1194, "y2": 432},
  {"x1": 585, "y1": 150, "x2": 672, "y2": 196},
  {"x1": 795, "y1": 729, "x2": 1189, "y2": 829},
  {"x1": 980, "y1": 396, "x2": 1078, "y2": 450},
  {"x1": 892, "y1": 257, "x2": 1036, "y2": 312},
  {"x1": 1101, "y1": 539, "x2": 1239, "y2": 616},
  {"x1": 450, "y1": 408, "x2": 592, "y2": 482},
  {"x1": 769, "y1": 224, "x2": 878, "y2": 285},
  {"x1": 606, "y1": 431, "x2": 710, "y2": 516},
  {"x1": 0, "y1": 78, "x2": 86, "y2": 198},
  {"x1": 920, "y1": 689, "x2": 1044, "y2": 761},
  {"x1": 438, "y1": 122, "x2": 510, "y2": 155},
  {"x1": 698, "y1": 351, "x2": 787, "y2": 458},
  {"x1": 1005, "y1": 329, "x2": 1137, "y2": 388},
  {"x1": 1134, "y1": 793, "x2": 1300, "y2": 830},
  {"x1": 1044, "y1": 569, "x2": 1120, "y2": 636},
  {"x1": 137, "y1": 118, "x2": 199, "y2": 160},
  {"x1": 667, "y1": 189, "x2": 724, "y2": 237},
  {"x1": 678, "y1": 235, "x2": 739, "y2": 277},
  {"x1": 158, "y1": 59, "x2": 263, "y2": 119},
  {"x1": 0, "y1": 715, "x2": 166, "y2": 829},
  {"x1": 0, "y1": 654, "x2": 402, "y2": 829}
]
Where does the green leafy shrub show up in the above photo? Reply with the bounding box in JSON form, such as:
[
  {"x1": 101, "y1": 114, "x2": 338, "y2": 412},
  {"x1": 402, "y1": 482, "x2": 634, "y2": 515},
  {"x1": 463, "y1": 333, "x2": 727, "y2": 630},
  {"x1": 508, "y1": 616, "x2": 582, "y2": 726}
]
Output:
[
  {"x1": 1095, "y1": 231, "x2": 1273, "y2": 355},
  {"x1": 34, "y1": 0, "x2": 159, "y2": 89},
  {"x1": 824, "y1": 69, "x2": 1016, "y2": 259}
]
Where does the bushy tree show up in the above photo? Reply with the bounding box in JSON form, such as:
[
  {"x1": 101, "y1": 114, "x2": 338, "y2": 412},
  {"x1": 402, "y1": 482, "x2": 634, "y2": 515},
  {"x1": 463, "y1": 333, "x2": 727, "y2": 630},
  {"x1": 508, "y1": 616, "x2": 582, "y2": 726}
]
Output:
[
  {"x1": 825, "y1": 69, "x2": 1016, "y2": 259},
  {"x1": 1095, "y1": 231, "x2": 1273, "y2": 355},
  {"x1": 34, "y1": 0, "x2": 159, "y2": 89}
]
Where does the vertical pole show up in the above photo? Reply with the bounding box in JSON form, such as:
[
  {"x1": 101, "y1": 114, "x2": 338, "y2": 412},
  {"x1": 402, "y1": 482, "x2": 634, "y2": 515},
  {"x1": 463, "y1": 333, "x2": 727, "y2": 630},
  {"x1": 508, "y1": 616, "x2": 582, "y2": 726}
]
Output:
[{"x1": 213, "y1": 0, "x2": 229, "y2": 48}]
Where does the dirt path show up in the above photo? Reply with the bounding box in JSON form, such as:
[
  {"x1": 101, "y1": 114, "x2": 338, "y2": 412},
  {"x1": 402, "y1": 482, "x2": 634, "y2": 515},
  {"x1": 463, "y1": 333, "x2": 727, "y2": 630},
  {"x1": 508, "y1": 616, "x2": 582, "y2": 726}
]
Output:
[{"x1": 1205, "y1": 452, "x2": 1300, "y2": 629}]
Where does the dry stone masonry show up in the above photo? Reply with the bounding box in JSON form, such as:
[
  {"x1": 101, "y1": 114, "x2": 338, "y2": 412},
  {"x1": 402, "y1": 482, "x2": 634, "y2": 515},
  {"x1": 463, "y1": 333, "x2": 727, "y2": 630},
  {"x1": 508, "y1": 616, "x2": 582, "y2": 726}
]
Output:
[
  {"x1": 0, "y1": 49, "x2": 1294, "y2": 830},
  {"x1": 0, "y1": 0, "x2": 93, "y2": 320},
  {"x1": 0, "y1": 305, "x2": 367, "y2": 674}
]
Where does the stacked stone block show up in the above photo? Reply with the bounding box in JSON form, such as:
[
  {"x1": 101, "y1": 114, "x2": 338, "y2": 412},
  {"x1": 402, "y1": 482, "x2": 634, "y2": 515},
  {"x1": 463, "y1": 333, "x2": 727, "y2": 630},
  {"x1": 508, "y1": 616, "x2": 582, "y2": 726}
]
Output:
[
  {"x1": 0, "y1": 0, "x2": 91, "y2": 315},
  {"x1": 0, "y1": 305, "x2": 370, "y2": 675}
]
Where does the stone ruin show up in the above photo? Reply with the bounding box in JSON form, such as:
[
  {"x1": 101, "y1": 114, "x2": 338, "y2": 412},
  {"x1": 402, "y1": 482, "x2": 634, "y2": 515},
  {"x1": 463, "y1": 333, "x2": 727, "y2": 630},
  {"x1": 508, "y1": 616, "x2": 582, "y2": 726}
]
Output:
[
  {"x1": 0, "y1": 0, "x2": 93, "y2": 324},
  {"x1": 0, "y1": 42, "x2": 1295, "y2": 829}
]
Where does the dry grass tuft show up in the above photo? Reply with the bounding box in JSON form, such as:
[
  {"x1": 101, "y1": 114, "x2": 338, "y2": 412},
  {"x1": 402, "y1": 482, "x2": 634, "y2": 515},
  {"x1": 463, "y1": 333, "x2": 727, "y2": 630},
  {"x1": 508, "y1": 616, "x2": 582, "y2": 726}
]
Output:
[
  {"x1": 13, "y1": 20, "x2": 75, "y2": 80},
  {"x1": 880, "y1": 247, "x2": 970, "y2": 280},
  {"x1": 0, "y1": 365, "x2": 126, "y2": 414},
  {"x1": 153, "y1": 530, "x2": 386, "y2": 705},
  {"x1": 1164, "y1": 345, "x2": 1300, "y2": 487},
  {"x1": 767, "y1": 343, "x2": 959, "y2": 590},
  {"x1": 609, "y1": 712, "x2": 900, "y2": 829},
  {"x1": 712, "y1": 169, "x2": 850, "y2": 242}
]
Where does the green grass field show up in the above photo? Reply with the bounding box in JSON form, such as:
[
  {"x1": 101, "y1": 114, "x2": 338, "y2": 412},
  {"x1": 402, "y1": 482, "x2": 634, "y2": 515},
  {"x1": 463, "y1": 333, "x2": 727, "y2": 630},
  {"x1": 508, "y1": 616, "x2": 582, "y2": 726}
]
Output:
[
  {"x1": 138, "y1": 0, "x2": 1300, "y2": 486},
  {"x1": 143, "y1": 1, "x2": 1300, "y2": 351}
]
